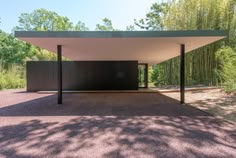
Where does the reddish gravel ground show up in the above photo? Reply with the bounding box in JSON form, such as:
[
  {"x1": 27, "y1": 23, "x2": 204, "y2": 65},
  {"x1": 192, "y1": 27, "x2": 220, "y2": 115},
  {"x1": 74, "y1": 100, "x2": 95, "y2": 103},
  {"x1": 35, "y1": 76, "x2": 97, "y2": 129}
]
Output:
[{"x1": 0, "y1": 89, "x2": 235, "y2": 158}]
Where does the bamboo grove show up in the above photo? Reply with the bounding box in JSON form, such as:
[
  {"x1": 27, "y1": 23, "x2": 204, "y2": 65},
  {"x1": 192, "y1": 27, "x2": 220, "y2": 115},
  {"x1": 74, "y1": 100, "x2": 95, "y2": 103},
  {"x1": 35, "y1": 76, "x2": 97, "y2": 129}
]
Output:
[{"x1": 139, "y1": 0, "x2": 236, "y2": 87}]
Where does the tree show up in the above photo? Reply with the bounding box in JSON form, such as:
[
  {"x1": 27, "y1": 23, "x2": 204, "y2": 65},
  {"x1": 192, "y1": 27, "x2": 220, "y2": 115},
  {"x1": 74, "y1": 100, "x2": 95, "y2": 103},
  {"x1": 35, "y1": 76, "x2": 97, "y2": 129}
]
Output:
[
  {"x1": 134, "y1": 2, "x2": 168, "y2": 30},
  {"x1": 74, "y1": 21, "x2": 89, "y2": 31},
  {"x1": 14, "y1": 8, "x2": 74, "y2": 31},
  {"x1": 126, "y1": 25, "x2": 135, "y2": 31},
  {"x1": 96, "y1": 18, "x2": 116, "y2": 31},
  {"x1": 0, "y1": 30, "x2": 35, "y2": 68}
]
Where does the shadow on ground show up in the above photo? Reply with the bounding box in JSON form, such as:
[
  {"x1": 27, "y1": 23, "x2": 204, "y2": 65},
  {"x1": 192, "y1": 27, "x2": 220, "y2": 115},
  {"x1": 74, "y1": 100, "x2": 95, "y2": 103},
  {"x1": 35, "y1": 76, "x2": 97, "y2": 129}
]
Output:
[
  {"x1": 0, "y1": 93, "x2": 208, "y2": 116},
  {"x1": 0, "y1": 116, "x2": 236, "y2": 158},
  {"x1": 0, "y1": 92, "x2": 236, "y2": 157},
  {"x1": 189, "y1": 93, "x2": 236, "y2": 122}
]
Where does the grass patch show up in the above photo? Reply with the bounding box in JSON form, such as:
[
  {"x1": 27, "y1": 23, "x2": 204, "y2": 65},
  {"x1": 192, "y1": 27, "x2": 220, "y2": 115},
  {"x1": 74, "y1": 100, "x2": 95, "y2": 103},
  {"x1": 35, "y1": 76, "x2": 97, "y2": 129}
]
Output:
[
  {"x1": 223, "y1": 80, "x2": 236, "y2": 93},
  {"x1": 0, "y1": 65, "x2": 25, "y2": 90}
]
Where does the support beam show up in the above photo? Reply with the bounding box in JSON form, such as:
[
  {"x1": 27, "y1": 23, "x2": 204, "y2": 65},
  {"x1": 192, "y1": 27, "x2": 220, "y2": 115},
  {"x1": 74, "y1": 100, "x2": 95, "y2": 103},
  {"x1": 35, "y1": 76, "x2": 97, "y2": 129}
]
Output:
[
  {"x1": 180, "y1": 44, "x2": 185, "y2": 104},
  {"x1": 57, "y1": 45, "x2": 62, "y2": 104},
  {"x1": 144, "y1": 64, "x2": 148, "y2": 88}
]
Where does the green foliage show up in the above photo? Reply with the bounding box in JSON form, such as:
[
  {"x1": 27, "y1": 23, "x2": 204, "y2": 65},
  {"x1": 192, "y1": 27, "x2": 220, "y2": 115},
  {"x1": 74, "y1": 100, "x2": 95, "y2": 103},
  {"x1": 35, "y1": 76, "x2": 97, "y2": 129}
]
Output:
[
  {"x1": 224, "y1": 80, "x2": 236, "y2": 92},
  {"x1": 13, "y1": 8, "x2": 89, "y2": 32},
  {"x1": 148, "y1": 66, "x2": 154, "y2": 83},
  {"x1": 152, "y1": 64, "x2": 168, "y2": 86},
  {"x1": 135, "y1": 2, "x2": 168, "y2": 30},
  {"x1": 0, "y1": 64, "x2": 25, "y2": 90},
  {"x1": 136, "y1": 0, "x2": 236, "y2": 90},
  {"x1": 0, "y1": 30, "x2": 58, "y2": 90},
  {"x1": 126, "y1": 25, "x2": 135, "y2": 31},
  {"x1": 74, "y1": 21, "x2": 89, "y2": 31},
  {"x1": 0, "y1": 30, "x2": 35, "y2": 68},
  {"x1": 14, "y1": 8, "x2": 74, "y2": 31},
  {"x1": 215, "y1": 46, "x2": 236, "y2": 91},
  {"x1": 96, "y1": 18, "x2": 116, "y2": 31},
  {"x1": 0, "y1": 30, "x2": 58, "y2": 67}
]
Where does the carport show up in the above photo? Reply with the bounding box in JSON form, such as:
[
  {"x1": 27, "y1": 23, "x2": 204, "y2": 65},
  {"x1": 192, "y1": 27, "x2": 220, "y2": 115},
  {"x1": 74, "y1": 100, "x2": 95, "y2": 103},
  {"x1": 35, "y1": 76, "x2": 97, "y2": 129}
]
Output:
[{"x1": 15, "y1": 30, "x2": 227, "y2": 104}]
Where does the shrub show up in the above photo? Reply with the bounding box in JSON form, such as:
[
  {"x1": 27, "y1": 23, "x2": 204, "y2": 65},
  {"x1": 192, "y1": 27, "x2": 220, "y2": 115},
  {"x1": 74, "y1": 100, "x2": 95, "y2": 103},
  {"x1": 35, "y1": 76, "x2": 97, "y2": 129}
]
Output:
[
  {"x1": 215, "y1": 46, "x2": 236, "y2": 92},
  {"x1": 0, "y1": 64, "x2": 25, "y2": 90}
]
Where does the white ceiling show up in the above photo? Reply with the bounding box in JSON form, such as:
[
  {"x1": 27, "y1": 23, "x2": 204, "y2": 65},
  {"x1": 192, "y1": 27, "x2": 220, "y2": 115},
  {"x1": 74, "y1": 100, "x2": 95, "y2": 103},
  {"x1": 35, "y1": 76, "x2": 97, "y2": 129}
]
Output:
[{"x1": 19, "y1": 36, "x2": 225, "y2": 64}]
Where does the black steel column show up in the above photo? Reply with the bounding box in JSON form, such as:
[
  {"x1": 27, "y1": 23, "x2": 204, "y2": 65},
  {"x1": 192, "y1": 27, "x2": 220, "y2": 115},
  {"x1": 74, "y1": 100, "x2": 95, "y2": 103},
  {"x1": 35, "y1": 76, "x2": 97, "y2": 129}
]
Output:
[
  {"x1": 57, "y1": 45, "x2": 62, "y2": 104},
  {"x1": 180, "y1": 44, "x2": 185, "y2": 104},
  {"x1": 145, "y1": 64, "x2": 148, "y2": 88}
]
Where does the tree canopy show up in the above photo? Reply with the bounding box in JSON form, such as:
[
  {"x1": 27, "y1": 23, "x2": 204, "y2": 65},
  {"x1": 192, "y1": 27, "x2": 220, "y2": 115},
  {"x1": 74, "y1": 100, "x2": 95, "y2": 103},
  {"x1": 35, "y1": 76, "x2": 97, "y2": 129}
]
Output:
[
  {"x1": 13, "y1": 8, "x2": 89, "y2": 31},
  {"x1": 74, "y1": 21, "x2": 89, "y2": 31},
  {"x1": 14, "y1": 9, "x2": 73, "y2": 31},
  {"x1": 96, "y1": 18, "x2": 116, "y2": 31}
]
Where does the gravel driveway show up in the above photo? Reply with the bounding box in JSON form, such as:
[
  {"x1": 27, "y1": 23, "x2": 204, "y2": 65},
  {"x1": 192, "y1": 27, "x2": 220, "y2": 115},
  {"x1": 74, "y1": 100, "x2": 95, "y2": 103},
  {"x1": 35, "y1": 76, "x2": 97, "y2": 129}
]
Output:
[{"x1": 0, "y1": 89, "x2": 235, "y2": 158}]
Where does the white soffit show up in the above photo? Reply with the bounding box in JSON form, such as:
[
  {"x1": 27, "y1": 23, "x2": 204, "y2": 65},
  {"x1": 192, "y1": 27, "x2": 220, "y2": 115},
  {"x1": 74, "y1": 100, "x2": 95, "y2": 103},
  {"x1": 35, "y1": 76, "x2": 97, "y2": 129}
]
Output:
[{"x1": 15, "y1": 31, "x2": 227, "y2": 64}]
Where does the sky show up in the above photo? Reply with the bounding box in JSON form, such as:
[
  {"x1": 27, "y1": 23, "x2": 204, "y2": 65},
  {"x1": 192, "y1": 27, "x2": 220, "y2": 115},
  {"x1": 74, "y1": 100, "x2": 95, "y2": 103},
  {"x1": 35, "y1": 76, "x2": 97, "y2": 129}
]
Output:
[{"x1": 0, "y1": 0, "x2": 157, "y2": 33}]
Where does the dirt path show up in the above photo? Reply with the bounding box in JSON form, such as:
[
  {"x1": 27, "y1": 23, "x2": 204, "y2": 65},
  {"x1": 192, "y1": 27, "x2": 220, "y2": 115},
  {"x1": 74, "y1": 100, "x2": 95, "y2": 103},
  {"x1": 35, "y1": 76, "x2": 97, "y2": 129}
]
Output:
[{"x1": 165, "y1": 89, "x2": 236, "y2": 122}]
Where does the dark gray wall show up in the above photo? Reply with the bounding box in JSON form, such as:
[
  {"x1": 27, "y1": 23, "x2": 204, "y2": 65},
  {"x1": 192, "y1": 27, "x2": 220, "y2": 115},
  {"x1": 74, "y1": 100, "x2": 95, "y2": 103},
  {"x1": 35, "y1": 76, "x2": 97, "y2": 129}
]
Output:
[{"x1": 27, "y1": 61, "x2": 138, "y2": 91}]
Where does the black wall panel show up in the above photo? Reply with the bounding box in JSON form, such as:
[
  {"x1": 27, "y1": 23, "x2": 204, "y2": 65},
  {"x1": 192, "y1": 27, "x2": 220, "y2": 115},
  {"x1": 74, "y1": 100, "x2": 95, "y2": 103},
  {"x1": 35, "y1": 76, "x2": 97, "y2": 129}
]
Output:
[{"x1": 27, "y1": 61, "x2": 138, "y2": 91}]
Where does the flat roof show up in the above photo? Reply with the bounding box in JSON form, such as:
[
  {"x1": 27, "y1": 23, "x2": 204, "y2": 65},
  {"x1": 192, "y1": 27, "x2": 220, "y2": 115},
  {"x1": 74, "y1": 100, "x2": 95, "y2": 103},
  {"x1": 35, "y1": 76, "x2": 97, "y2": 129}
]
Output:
[{"x1": 15, "y1": 30, "x2": 227, "y2": 64}]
